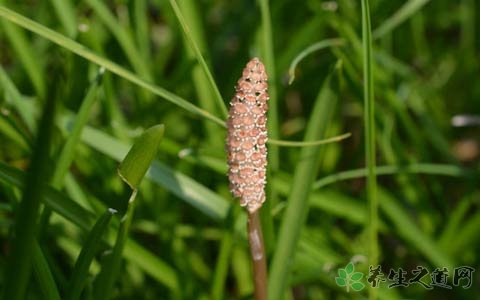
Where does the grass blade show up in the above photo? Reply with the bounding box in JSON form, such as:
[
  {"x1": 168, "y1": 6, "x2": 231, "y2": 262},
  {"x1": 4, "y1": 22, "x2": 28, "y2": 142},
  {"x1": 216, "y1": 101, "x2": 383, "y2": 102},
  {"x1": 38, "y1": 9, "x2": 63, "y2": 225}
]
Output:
[
  {"x1": 52, "y1": 69, "x2": 104, "y2": 188},
  {"x1": 123, "y1": 240, "x2": 179, "y2": 291},
  {"x1": 0, "y1": 65, "x2": 37, "y2": 131},
  {"x1": 0, "y1": 8, "x2": 45, "y2": 97},
  {"x1": 1, "y1": 80, "x2": 56, "y2": 300},
  {"x1": 118, "y1": 124, "x2": 165, "y2": 189},
  {"x1": 0, "y1": 115, "x2": 30, "y2": 150},
  {"x1": 173, "y1": 0, "x2": 225, "y2": 146},
  {"x1": 168, "y1": 0, "x2": 228, "y2": 118},
  {"x1": 313, "y1": 163, "x2": 468, "y2": 190},
  {"x1": 67, "y1": 208, "x2": 116, "y2": 300},
  {"x1": 133, "y1": 0, "x2": 150, "y2": 60},
  {"x1": 48, "y1": 0, "x2": 77, "y2": 37},
  {"x1": 0, "y1": 162, "x2": 95, "y2": 230},
  {"x1": 85, "y1": 0, "x2": 152, "y2": 81},
  {"x1": 361, "y1": 1, "x2": 378, "y2": 299},
  {"x1": 373, "y1": 0, "x2": 431, "y2": 38},
  {"x1": 268, "y1": 132, "x2": 350, "y2": 147},
  {"x1": 32, "y1": 242, "x2": 62, "y2": 300},
  {"x1": 79, "y1": 125, "x2": 230, "y2": 220},
  {"x1": 0, "y1": 162, "x2": 179, "y2": 290},
  {"x1": 38, "y1": 68, "x2": 104, "y2": 235},
  {"x1": 378, "y1": 188, "x2": 454, "y2": 268},
  {"x1": 448, "y1": 213, "x2": 480, "y2": 256},
  {"x1": 288, "y1": 38, "x2": 345, "y2": 84},
  {"x1": 0, "y1": 5, "x2": 225, "y2": 127},
  {"x1": 258, "y1": 0, "x2": 279, "y2": 172},
  {"x1": 268, "y1": 67, "x2": 339, "y2": 300},
  {"x1": 95, "y1": 124, "x2": 164, "y2": 299},
  {"x1": 211, "y1": 207, "x2": 239, "y2": 300},
  {"x1": 93, "y1": 190, "x2": 137, "y2": 300}
]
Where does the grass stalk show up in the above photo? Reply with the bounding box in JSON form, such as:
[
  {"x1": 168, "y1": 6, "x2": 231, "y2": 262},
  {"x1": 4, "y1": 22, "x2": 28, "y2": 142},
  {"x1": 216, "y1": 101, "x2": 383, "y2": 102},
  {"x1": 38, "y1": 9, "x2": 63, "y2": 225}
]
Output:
[
  {"x1": 38, "y1": 69, "x2": 103, "y2": 235},
  {"x1": 51, "y1": 70, "x2": 103, "y2": 188},
  {"x1": 48, "y1": 0, "x2": 77, "y2": 37},
  {"x1": 0, "y1": 8, "x2": 45, "y2": 98},
  {"x1": 269, "y1": 132, "x2": 350, "y2": 147},
  {"x1": 32, "y1": 241, "x2": 61, "y2": 300},
  {"x1": 168, "y1": 0, "x2": 228, "y2": 118},
  {"x1": 247, "y1": 211, "x2": 267, "y2": 300},
  {"x1": 258, "y1": 0, "x2": 279, "y2": 172},
  {"x1": 1, "y1": 80, "x2": 56, "y2": 300},
  {"x1": 288, "y1": 38, "x2": 346, "y2": 84},
  {"x1": 313, "y1": 163, "x2": 468, "y2": 190},
  {"x1": 85, "y1": 0, "x2": 152, "y2": 81},
  {"x1": 268, "y1": 68, "x2": 339, "y2": 300},
  {"x1": 67, "y1": 208, "x2": 116, "y2": 300},
  {"x1": 93, "y1": 190, "x2": 138, "y2": 300},
  {"x1": 0, "y1": 162, "x2": 179, "y2": 291},
  {"x1": 211, "y1": 205, "x2": 239, "y2": 300},
  {"x1": 373, "y1": 0, "x2": 431, "y2": 39},
  {"x1": 361, "y1": 1, "x2": 378, "y2": 299},
  {"x1": 0, "y1": 5, "x2": 225, "y2": 127}
]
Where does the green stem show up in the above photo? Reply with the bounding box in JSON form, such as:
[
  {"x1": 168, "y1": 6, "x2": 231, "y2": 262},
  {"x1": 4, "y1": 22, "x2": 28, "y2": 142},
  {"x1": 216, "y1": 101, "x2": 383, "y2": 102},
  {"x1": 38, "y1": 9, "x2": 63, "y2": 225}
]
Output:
[
  {"x1": 361, "y1": 1, "x2": 378, "y2": 299},
  {"x1": 258, "y1": 0, "x2": 279, "y2": 172},
  {"x1": 93, "y1": 190, "x2": 138, "y2": 300},
  {"x1": 168, "y1": 0, "x2": 228, "y2": 118}
]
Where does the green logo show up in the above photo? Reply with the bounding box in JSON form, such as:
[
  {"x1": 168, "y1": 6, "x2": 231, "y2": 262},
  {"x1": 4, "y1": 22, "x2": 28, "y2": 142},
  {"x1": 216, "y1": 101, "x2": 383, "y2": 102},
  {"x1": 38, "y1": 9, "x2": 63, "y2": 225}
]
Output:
[{"x1": 335, "y1": 262, "x2": 365, "y2": 292}]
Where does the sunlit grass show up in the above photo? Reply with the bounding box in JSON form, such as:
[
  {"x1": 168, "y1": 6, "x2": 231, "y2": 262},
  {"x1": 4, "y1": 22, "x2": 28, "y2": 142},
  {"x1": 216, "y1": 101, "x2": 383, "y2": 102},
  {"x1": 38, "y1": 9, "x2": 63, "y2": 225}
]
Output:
[{"x1": 0, "y1": 1, "x2": 478, "y2": 299}]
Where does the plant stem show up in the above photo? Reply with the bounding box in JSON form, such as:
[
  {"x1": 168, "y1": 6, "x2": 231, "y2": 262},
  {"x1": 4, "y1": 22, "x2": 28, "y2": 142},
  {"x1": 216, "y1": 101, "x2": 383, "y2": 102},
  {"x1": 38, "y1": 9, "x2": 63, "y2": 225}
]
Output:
[
  {"x1": 361, "y1": 0, "x2": 378, "y2": 299},
  {"x1": 247, "y1": 211, "x2": 267, "y2": 300}
]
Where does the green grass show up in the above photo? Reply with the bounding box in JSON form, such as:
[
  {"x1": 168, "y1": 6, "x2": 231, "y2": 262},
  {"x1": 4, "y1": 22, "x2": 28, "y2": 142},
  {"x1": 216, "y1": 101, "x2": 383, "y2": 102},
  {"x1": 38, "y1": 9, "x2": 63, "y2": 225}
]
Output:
[
  {"x1": 2, "y1": 72, "x2": 57, "y2": 300},
  {"x1": 361, "y1": 1, "x2": 379, "y2": 300},
  {"x1": 0, "y1": 1, "x2": 479, "y2": 299}
]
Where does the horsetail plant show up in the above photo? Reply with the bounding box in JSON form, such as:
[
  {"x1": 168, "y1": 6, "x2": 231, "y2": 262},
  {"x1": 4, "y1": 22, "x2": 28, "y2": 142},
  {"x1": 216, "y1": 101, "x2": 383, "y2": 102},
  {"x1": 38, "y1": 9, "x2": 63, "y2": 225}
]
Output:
[{"x1": 226, "y1": 58, "x2": 269, "y2": 300}]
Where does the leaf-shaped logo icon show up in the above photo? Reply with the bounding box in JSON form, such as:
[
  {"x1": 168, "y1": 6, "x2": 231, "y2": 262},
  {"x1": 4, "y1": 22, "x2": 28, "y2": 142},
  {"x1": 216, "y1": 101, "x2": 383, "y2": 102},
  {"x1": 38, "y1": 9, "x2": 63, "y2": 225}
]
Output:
[
  {"x1": 351, "y1": 272, "x2": 363, "y2": 281},
  {"x1": 335, "y1": 277, "x2": 346, "y2": 287},
  {"x1": 335, "y1": 262, "x2": 366, "y2": 292},
  {"x1": 345, "y1": 262, "x2": 354, "y2": 274},
  {"x1": 351, "y1": 282, "x2": 365, "y2": 291}
]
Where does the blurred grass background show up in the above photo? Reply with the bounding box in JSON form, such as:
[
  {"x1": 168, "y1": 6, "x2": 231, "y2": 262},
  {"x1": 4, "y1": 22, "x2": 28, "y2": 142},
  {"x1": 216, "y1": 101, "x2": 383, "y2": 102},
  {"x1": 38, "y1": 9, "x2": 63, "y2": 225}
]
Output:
[{"x1": 0, "y1": 0, "x2": 479, "y2": 299}]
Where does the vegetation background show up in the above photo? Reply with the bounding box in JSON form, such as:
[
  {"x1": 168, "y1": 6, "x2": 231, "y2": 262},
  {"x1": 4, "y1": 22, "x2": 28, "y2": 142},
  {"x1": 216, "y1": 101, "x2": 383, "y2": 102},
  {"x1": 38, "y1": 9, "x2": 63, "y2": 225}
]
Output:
[{"x1": 0, "y1": 0, "x2": 479, "y2": 299}]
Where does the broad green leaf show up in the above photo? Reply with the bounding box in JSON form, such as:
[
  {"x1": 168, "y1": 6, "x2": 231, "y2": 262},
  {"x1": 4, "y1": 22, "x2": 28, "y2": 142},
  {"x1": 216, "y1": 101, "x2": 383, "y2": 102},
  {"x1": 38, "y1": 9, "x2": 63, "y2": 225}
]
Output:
[{"x1": 118, "y1": 124, "x2": 164, "y2": 189}]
